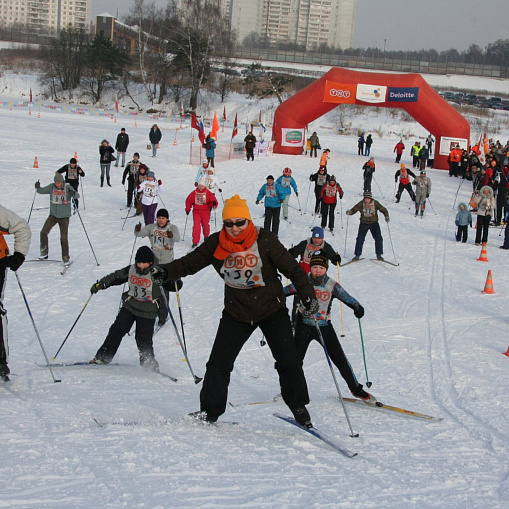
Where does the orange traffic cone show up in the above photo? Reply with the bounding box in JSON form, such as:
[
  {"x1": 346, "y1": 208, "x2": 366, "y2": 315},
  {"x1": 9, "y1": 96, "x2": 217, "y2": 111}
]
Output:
[
  {"x1": 114, "y1": 117, "x2": 117, "y2": 122},
  {"x1": 503, "y1": 345, "x2": 509, "y2": 357},
  {"x1": 481, "y1": 270, "x2": 495, "y2": 294},
  {"x1": 33, "y1": 156, "x2": 39, "y2": 169},
  {"x1": 173, "y1": 138, "x2": 177, "y2": 146},
  {"x1": 74, "y1": 151, "x2": 78, "y2": 162},
  {"x1": 134, "y1": 120, "x2": 137, "y2": 127},
  {"x1": 192, "y1": 135, "x2": 195, "y2": 143},
  {"x1": 29, "y1": 109, "x2": 32, "y2": 115},
  {"x1": 477, "y1": 242, "x2": 489, "y2": 262},
  {"x1": 37, "y1": 112, "x2": 40, "y2": 118}
]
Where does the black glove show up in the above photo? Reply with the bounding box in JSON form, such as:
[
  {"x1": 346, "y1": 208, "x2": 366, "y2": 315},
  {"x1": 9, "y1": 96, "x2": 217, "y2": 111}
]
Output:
[
  {"x1": 134, "y1": 223, "x2": 142, "y2": 232},
  {"x1": 186, "y1": 210, "x2": 190, "y2": 215},
  {"x1": 6, "y1": 252, "x2": 25, "y2": 272},
  {"x1": 333, "y1": 254, "x2": 342, "y2": 266},
  {"x1": 426, "y1": 194, "x2": 429, "y2": 198},
  {"x1": 90, "y1": 280, "x2": 106, "y2": 294},
  {"x1": 218, "y1": 188, "x2": 222, "y2": 193},
  {"x1": 35, "y1": 180, "x2": 40, "y2": 189},
  {"x1": 168, "y1": 279, "x2": 183, "y2": 292},
  {"x1": 151, "y1": 266, "x2": 167, "y2": 285},
  {"x1": 302, "y1": 297, "x2": 319, "y2": 318},
  {"x1": 122, "y1": 179, "x2": 125, "y2": 185},
  {"x1": 353, "y1": 304, "x2": 365, "y2": 319},
  {"x1": 279, "y1": 199, "x2": 284, "y2": 203},
  {"x1": 255, "y1": 200, "x2": 259, "y2": 205}
]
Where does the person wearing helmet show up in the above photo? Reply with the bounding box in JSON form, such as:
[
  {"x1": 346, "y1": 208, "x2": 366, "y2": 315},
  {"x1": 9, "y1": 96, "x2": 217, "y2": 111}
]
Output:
[{"x1": 276, "y1": 167, "x2": 298, "y2": 221}]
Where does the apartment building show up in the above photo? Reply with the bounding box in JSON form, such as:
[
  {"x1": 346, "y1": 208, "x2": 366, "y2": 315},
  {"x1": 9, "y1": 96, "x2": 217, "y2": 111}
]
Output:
[{"x1": 0, "y1": 0, "x2": 89, "y2": 33}]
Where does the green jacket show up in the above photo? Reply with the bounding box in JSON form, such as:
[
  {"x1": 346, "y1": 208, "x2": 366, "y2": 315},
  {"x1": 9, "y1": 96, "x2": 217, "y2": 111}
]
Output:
[{"x1": 36, "y1": 183, "x2": 78, "y2": 218}]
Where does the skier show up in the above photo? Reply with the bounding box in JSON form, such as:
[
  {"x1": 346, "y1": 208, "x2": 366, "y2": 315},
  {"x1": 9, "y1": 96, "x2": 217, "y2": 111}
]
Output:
[
  {"x1": 319, "y1": 148, "x2": 330, "y2": 169},
  {"x1": 149, "y1": 124, "x2": 162, "y2": 158},
  {"x1": 309, "y1": 166, "x2": 330, "y2": 214},
  {"x1": 155, "y1": 194, "x2": 318, "y2": 426},
  {"x1": 122, "y1": 152, "x2": 141, "y2": 208},
  {"x1": 0, "y1": 204, "x2": 31, "y2": 379},
  {"x1": 455, "y1": 203, "x2": 472, "y2": 243},
  {"x1": 276, "y1": 167, "x2": 298, "y2": 221},
  {"x1": 472, "y1": 186, "x2": 494, "y2": 245},
  {"x1": 90, "y1": 246, "x2": 162, "y2": 371},
  {"x1": 320, "y1": 175, "x2": 343, "y2": 233},
  {"x1": 244, "y1": 131, "x2": 257, "y2": 161},
  {"x1": 357, "y1": 134, "x2": 365, "y2": 155},
  {"x1": 135, "y1": 208, "x2": 181, "y2": 325},
  {"x1": 283, "y1": 251, "x2": 376, "y2": 403},
  {"x1": 56, "y1": 157, "x2": 85, "y2": 209},
  {"x1": 394, "y1": 140, "x2": 405, "y2": 163},
  {"x1": 346, "y1": 191, "x2": 389, "y2": 261},
  {"x1": 35, "y1": 173, "x2": 78, "y2": 265},
  {"x1": 185, "y1": 179, "x2": 218, "y2": 248},
  {"x1": 202, "y1": 167, "x2": 222, "y2": 196},
  {"x1": 114, "y1": 127, "x2": 129, "y2": 167},
  {"x1": 362, "y1": 157, "x2": 375, "y2": 192},
  {"x1": 256, "y1": 175, "x2": 285, "y2": 235},
  {"x1": 394, "y1": 164, "x2": 416, "y2": 203},
  {"x1": 412, "y1": 170, "x2": 432, "y2": 217},
  {"x1": 134, "y1": 164, "x2": 149, "y2": 216},
  {"x1": 137, "y1": 171, "x2": 163, "y2": 226},
  {"x1": 194, "y1": 159, "x2": 210, "y2": 185},
  {"x1": 99, "y1": 139, "x2": 115, "y2": 187}
]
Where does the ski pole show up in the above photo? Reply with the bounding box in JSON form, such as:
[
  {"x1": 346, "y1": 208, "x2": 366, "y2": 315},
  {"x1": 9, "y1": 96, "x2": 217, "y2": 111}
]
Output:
[
  {"x1": 296, "y1": 194, "x2": 302, "y2": 213},
  {"x1": 451, "y1": 179, "x2": 464, "y2": 211},
  {"x1": 304, "y1": 180, "x2": 311, "y2": 214},
  {"x1": 358, "y1": 318, "x2": 371, "y2": 388},
  {"x1": 15, "y1": 272, "x2": 61, "y2": 383},
  {"x1": 339, "y1": 197, "x2": 344, "y2": 229},
  {"x1": 80, "y1": 178, "x2": 86, "y2": 210},
  {"x1": 386, "y1": 220, "x2": 398, "y2": 265},
  {"x1": 336, "y1": 262, "x2": 345, "y2": 337},
  {"x1": 344, "y1": 215, "x2": 349, "y2": 256},
  {"x1": 183, "y1": 214, "x2": 189, "y2": 240},
  {"x1": 427, "y1": 197, "x2": 437, "y2": 215},
  {"x1": 121, "y1": 202, "x2": 134, "y2": 231},
  {"x1": 27, "y1": 190, "x2": 37, "y2": 224},
  {"x1": 393, "y1": 181, "x2": 397, "y2": 199},
  {"x1": 158, "y1": 285, "x2": 202, "y2": 384},
  {"x1": 53, "y1": 294, "x2": 93, "y2": 360},
  {"x1": 373, "y1": 176, "x2": 386, "y2": 200},
  {"x1": 312, "y1": 316, "x2": 358, "y2": 437},
  {"x1": 174, "y1": 281, "x2": 188, "y2": 354},
  {"x1": 122, "y1": 236, "x2": 138, "y2": 331},
  {"x1": 74, "y1": 207, "x2": 100, "y2": 266}
]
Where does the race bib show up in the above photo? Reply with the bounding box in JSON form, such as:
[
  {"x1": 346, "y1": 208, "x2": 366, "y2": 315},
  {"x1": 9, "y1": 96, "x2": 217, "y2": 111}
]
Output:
[
  {"x1": 221, "y1": 241, "x2": 265, "y2": 289},
  {"x1": 128, "y1": 266, "x2": 154, "y2": 301}
]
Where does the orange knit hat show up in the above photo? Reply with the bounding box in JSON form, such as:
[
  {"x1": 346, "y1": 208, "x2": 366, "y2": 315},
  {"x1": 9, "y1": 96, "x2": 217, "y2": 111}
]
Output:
[{"x1": 222, "y1": 194, "x2": 252, "y2": 221}]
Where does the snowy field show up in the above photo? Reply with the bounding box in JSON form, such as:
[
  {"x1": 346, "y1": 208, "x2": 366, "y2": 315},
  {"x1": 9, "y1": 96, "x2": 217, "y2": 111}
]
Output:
[{"x1": 1, "y1": 75, "x2": 509, "y2": 508}]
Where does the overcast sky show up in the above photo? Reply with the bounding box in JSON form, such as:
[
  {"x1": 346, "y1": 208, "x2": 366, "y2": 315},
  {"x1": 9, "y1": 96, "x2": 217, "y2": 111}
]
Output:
[{"x1": 93, "y1": 0, "x2": 508, "y2": 52}]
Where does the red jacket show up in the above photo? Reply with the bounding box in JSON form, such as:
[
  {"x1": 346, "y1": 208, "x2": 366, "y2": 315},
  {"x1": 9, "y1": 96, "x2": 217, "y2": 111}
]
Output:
[
  {"x1": 394, "y1": 142, "x2": 405, "y2": 154},
  {"x1": 321, "y1": 183, "x2": 343, "y2": 204},
  {"x1": 185, "y1": 188, "x2": 218, "y2": 212}
]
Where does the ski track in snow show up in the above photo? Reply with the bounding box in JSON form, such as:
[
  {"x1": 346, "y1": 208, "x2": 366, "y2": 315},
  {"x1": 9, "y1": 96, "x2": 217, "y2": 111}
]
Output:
[{"x1": 1, "y1": 75, "x2": 509, "y2": 507}]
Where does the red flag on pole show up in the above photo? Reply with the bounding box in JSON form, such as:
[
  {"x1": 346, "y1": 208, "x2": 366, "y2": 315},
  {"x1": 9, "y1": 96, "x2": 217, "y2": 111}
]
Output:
[
  {"x1": 115, "y1": 96, "x2": 119, "y2": 113},
  {"x1": 212, "y1": 112, "x2": 220, "y2": 140},
  {"x1": 223, "y1": 106, "x2": 227, "y2": 121},
  {"x1": 29, "y1": 87, "x2": 33, "y2": 103},
  {"x1": 191, "y1": 112, "x2": 206, "y2": 144},
  {"x1": 232, "y1": 113, "x2": 238, "y2": 140}
]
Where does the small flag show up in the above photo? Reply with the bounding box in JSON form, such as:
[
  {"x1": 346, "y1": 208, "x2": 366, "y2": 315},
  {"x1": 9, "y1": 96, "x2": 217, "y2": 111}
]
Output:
[
  {"x1": 115, "y1": 97, "x2": 119, "y2": 113},
  {"x1": 180, "y1": 102, "x2": 184, "y2": 116},
  {"x1": 212, "y1": 112, "x2": 220, "y2": 140},
  {"x1": 191, "y1": 112, "x2": 206, "y2": 144},
  {"x1": 223, "y1": 106, "x2": 226, "y2": 121},
  {"x1": 29, "y1": 87, "x2": 33, "y2": 103},
  {"x1": 232, "y1": 113, "x2": 238, "y2": 140}
]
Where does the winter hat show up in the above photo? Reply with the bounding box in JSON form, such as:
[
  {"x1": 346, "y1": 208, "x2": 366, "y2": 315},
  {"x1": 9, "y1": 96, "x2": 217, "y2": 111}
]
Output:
[
  {"x1": 363, "y1": 191, "x2": 373, "y2": 199},
  {"x1": 121, "y1": 128, "x2": 125, "y2": 131},
  {"x1": 135, "y1": 246, "x2": 154, "y2": 264},
  {"x1": 102, "y1": 139, "x2": 108, "y2": 144},
  {"x1": 310, "y1": 251, "x2": 329, "y2": 269},
  {"x1": 329, "y1": 175, "x2": 336, "y2": 182},
  {"x1": 222, "y1": 194, "x2": 252, "y2": 221},
  {"x1": 134, "y1": 152, "x2": 140, "y2": 158},
  {"x1": 197, "y1": 179, "x2": 206, "y2": 187},
  {"x1": 202, "y1": 158, "x2": 209, "y2": 165},
  {"x1": 319, "y1": 165, "x2": 326, "y2": 171},
  {"x1": 147, "y1": 171, "x2": 155, "y2": 179},
  {"x1": 283, "y1": 167, "x2": 292, "y2": 175},
  {"x1": 311, "y1": 226, "x2": 324, "y2": 239},
  {"x1": 370, "y1": 157, "x2": 374, "y2": 161},
  {"x1": 139, "y1": 164, "x2": 147, "y2": 172},
  {"x1": 420, "y1": 170, "x2": 426, "y2": 175},
  {"x1": 400, "y1": 163, "x2": 406, "y2": 169},
  {"x1": 54, "y1": 173, "x2": 64, "y2": 184},
  {"x1": 157, "y1": 209, "x2": 169, "y2": 219},
  {"x1": 266, "y1": 175, "x2": 274, "y2": 180},
  {"x1": 70, "y1": 157, "x2": 77, "y2": 164}
]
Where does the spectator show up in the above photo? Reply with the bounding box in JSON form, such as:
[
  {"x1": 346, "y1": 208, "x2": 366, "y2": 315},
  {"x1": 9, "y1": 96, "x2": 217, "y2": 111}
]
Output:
[
  {"x1": 149, "y1": 124, "x2": 162, "y2": 158},
  {"x1": 114, "y1": 128, "x2": 129, "y2": 167}
]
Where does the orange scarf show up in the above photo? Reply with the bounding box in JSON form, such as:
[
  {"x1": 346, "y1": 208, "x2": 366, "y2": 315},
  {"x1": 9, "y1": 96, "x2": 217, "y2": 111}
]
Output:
[{"x1": 213, "y1": 221, "x2": 258, "y2": 260}]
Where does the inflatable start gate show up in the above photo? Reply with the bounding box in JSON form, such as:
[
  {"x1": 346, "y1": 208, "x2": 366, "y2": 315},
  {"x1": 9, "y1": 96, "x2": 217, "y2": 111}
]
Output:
[{"x1": 272, "y1": 68, "x2": 470, "y2": 170}]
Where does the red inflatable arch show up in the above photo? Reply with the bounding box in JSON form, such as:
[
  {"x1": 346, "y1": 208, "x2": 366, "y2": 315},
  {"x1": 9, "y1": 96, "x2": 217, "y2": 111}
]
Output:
[{"x1": 272, "y1": 68, "x2": 470, "y2": 170}]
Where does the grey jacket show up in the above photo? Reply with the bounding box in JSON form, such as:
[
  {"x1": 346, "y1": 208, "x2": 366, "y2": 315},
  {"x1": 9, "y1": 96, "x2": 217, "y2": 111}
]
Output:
[
  {"x1": 135, "y1": 223, "x2": 181, "y2": 264},
  {"x1": 36, "y1": 183, "x2": 78, "y2": 218},
  {"x1": 0, "y1": 203, "x2": 32, "y2": 256}
]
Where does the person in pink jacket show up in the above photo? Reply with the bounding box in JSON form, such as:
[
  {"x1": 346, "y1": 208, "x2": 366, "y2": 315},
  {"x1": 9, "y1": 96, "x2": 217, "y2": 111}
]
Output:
[{"x1": 185, "y1": 180, "x2": 218, "y2": 248}]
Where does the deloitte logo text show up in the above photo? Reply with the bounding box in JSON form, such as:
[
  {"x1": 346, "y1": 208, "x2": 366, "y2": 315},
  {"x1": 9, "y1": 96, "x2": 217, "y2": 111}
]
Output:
[{"x1": 329, "y1": 89, "x2": 351, "y2": 98}]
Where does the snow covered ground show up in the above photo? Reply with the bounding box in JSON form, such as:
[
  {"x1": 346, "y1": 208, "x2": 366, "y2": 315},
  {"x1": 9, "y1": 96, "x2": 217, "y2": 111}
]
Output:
[{"x1": 1, "y1": 73, "x2": 509, "y2": 508}]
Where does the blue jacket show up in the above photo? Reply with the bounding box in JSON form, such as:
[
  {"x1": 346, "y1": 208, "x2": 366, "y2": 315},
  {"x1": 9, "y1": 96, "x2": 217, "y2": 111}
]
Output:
[
  {"x1": 205, "y1": 137, "x2": 216, "y2": 158},
  {"x1": 257, "y1": 183, "x2": 285, "y2": 208},
  {"x1": 455, "y1": 202, "x2": 472, "y2": 226},
  {"x1": 276, "y1": 175, "x2": 298, "y2": 197}
]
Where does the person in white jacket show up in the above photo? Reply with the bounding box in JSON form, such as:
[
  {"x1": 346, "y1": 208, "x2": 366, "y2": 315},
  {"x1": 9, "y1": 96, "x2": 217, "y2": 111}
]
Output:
[
  {"x1": 137, "y1": 171, "x2": 163, "y2": 225},
  {"x1": 0, "y1": 203, "x2": 31, "y2": 378}
]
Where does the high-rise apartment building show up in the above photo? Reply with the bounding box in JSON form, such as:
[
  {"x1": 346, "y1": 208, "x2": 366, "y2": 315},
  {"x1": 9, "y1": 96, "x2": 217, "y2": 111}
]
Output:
[
  {"x1": 0, "y1": 0, "x2": 89, "y2": 33},
  {"x1": 226, "y1": 0, "x2": 357, "y2": 51}
]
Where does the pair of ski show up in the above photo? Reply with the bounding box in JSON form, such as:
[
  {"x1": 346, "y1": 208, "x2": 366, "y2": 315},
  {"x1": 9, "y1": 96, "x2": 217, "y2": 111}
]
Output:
[
  {"x1": 341, "y1": 258, "x2": 399, "y2": 267},
  {"x1": 36, "y1": 361, "x2": 177, "y2": 382},
  {"x1": 26, "y1": 258, "x2": 73, "y2": 275}
]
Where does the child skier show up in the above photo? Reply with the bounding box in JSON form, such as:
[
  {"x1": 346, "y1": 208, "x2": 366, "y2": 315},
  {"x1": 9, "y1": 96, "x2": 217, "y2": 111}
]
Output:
[
  {"x1": 455, "y1": 203, "x2": 472, "y2": 243},
  {"x1": 362, "y1": 157, "x2": 375, "y2": 193},
  {"x1": 319, "y1": 148, "x2": 330, "y2": 169},
  {"x1": 137, "y1": 171, "x2": 163, "y2": 225},
  {"x1": 283, "y1": 251, "x2": 376, "y2": 403},
  {"x1": 309, "y1": 166, "x2": 329, "y2": 214},
  {"x1": 320, "y1": 175, "x2": 343, "y2": 233},
  {"x1": 90, "y1": 246, "x2": 162, "y2": 371},
  {"x1": 394, "y1": 164, "x2": 416, "y2": 203},
  {"x1": 185, "y1": 180, "x2": 218, "y2": 248},
  {"x1": 122, "y1": 152, "x2": 141, "y2": 208},
  {"x1": 56, "y1": 157, "x2": 85, "y2": 209},
  {"x1": 256, "y1": 175, "x2": 285, "y2": 235},
  {"x1": 276, "y1": 167, "x2": 298, "y2": 221}
]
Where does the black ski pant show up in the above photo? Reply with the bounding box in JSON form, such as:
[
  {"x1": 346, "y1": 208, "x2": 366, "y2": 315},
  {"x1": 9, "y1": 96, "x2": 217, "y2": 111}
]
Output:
[
  {"x1": 0, "y1": 264, "x2": 9, "y2": 373},
  {"x1": 456, "y1": 225, "x2": 468, "y2": 242},
  {"x1": 69, "y1": 180, "x2": 80, "y2": 208},
  {"x1": 321, "y1": 202, "x2": 336, "y2": 230},
  {"x1": 314, "y1": 186, "x2": 324, "y2": 214},
  {"x1": 94, "y1": 306, "x2": 157, "y2": 367},
  {"x1": 310, "y1": 146, "x2": 317, "y2": 157},
  {"x1": 295, "y1": 320, "x2": 359, "y2": 392},
  {"x1": 246, "y1": 148, "x2": 254, "y2": 161},
  {"x1": 475, "y1": 215, "x2": 491, "y2": 244},
  {"x1": 354, "y1": 222, "x2": 383, "y2": 256},
  {"x1": 126, "y1": 178, "x2": 136, "y2": 207},
  {"x1": 264, "y1": 206, "x2": 281, "y2": 235},
  {"x1": 395, "y1": 153, "x2": 402, "y2": 163},
  {"x1": 396, "y1": 183, "x2": 415, "y2": 202},
  {"x1": 200, "y1": 308, "x2": 310, "y2": 419},
  {"x1": 363, "y1": 174, "x2": 373, "y2": 192}
]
